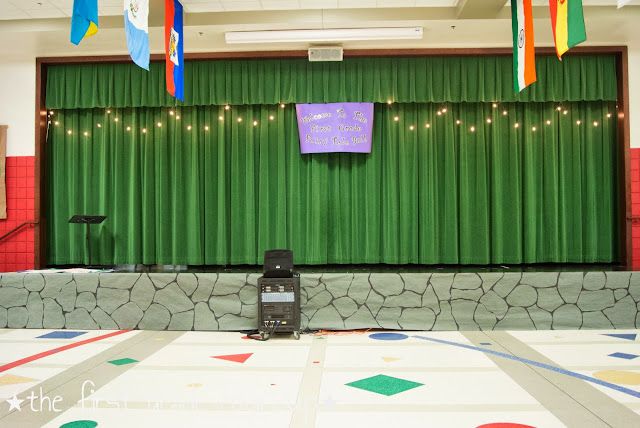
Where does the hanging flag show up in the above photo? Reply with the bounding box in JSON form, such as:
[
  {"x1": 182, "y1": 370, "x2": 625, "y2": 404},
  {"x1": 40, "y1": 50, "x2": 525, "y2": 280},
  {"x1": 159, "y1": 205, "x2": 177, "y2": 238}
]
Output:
[
  {"x1": 70, "y1": 0, "x2": 98, "y2": 45},
  {"x1": 511, "y1": 0, "x2": 537, "y2": 92},
  {"x1": 165, "y1": 0, "x2": 184, "y2": 101},
  {"x1": 618, "y1": 0, "x2": 632, "y2": 8},
  {"x1": 549, "y1": 0, "x2": 587, "y2": 59},
  {"x1": 124, "y1": 0, "x2": 149, "y2": 70}
]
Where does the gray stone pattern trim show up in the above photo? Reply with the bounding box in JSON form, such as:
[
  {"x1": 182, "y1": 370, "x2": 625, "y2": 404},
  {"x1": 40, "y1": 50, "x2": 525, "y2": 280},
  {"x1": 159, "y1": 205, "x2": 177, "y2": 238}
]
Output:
[{"x1": 0, "y1": 272, "x2": 639, "y2": 331}]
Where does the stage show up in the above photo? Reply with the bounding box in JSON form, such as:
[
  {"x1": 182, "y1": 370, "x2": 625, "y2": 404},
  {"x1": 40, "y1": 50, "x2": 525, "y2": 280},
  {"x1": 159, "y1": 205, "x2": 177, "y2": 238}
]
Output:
[{"x1": 1, "y1": 271, "x2": 638, "y2": 331}]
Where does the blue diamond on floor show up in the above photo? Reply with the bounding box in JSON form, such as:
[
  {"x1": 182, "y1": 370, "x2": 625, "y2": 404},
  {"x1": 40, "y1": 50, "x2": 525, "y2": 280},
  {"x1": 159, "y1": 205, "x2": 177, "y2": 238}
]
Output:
[
  {"x1": 608, "y1": 352, "x2": 639, "y2": 360},
  {"x1": 346, "y1": 374, "x2": 423, "y2": 396},
  {"x1": 37, "y1": 331, "x2": 87, "y2": 339},
  {"x1": 108, "y1": 358, "x2": 138, "y2": 366}
]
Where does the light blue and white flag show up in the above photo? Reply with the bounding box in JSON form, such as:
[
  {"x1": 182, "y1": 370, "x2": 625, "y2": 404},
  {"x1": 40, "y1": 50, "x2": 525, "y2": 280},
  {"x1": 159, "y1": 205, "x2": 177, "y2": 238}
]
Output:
[
  {"x1": 124, "y1": 0, "x2": 149, "y2": 70},
  {"x1": 618, "y1": 0, "x2": 632, "y2": 8}
]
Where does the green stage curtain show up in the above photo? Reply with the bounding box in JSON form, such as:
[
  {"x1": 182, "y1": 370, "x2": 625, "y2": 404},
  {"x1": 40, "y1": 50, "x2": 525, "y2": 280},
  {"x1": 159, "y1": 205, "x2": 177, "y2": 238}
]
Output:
[
  {"x1": 47, "y1": 101, "x2": 619, "y2": 265},
  {"x1": 45, "y1": 55, "x2": 617, "y2": 109}
]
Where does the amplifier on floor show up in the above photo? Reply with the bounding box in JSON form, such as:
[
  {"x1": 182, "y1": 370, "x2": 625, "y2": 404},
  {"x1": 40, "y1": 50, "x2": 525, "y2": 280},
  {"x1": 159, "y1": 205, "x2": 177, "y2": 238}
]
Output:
[{"x1": 257, "y1": 249, "x2": 301, "y2": 340}]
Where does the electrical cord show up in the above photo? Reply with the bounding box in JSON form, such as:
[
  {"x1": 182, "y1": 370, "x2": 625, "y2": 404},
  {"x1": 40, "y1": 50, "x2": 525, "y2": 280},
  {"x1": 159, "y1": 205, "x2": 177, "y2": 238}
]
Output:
[{"x1": 245, "y1": 320, "x2": 281, "y2": 341}]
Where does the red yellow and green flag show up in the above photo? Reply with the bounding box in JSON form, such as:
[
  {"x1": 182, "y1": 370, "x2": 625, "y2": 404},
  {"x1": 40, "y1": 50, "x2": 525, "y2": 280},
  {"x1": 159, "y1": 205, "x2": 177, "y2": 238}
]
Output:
[
  {"x1": 511, "y1": 0, "x2": 537, "y2": 92},
  {"x1": 549, "y1": 0, "x2": 587, "y2": 59}
]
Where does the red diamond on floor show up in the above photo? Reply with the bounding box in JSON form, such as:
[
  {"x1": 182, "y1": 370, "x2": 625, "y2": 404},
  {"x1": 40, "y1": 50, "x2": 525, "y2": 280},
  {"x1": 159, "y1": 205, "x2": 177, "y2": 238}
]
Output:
[{"x1": 211, "y1": 353, "x2": 253, "y2": 363}]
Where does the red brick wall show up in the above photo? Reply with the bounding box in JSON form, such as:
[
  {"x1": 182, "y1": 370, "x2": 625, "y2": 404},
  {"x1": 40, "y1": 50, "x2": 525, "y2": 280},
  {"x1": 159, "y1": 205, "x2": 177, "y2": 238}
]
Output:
[
  {"x1": 0, "y1": 156, "x2": 35, "y2": 272},
  {"x1": 631, "y1": 149, "x2": 640, "y2": 269}
]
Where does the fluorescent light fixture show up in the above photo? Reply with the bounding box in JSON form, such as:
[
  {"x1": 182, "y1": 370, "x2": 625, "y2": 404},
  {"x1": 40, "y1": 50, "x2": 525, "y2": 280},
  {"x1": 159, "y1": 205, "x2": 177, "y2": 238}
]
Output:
[{"x1": 225, "y1": 27, "x2": 423, "y2": 44}]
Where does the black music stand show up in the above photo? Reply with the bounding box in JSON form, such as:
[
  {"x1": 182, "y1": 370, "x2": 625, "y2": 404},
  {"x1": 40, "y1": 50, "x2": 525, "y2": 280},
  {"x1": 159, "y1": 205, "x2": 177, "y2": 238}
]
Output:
[{"x1": 69, "y1": 215, "x2": 106, "y2": 267}]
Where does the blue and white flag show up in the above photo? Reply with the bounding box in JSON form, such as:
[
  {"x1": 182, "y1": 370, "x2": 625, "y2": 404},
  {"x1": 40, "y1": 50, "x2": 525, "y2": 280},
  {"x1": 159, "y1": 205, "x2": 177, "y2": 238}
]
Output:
[
  {"x1": 124, "y1": 0, "x2": 149, "y2": 70},
  {"x1": 618, "y1": 0, "x2": 632, "y2": 7}
]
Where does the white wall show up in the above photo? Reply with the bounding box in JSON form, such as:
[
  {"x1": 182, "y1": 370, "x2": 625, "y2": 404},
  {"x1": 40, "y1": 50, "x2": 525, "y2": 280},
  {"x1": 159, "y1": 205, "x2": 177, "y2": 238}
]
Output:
[{"x1": 0, "y1": 60, "x2": 35, "y2": 157}]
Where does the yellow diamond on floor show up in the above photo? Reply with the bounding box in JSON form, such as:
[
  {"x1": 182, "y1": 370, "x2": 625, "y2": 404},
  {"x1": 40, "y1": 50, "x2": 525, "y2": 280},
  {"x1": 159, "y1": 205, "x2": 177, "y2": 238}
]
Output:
[
  {"x1": 0, "y1": 374, "x2": 37, "y2": 386},
  {"x1": 382, "y1": 357, "x2": 400, "y2": 363},
  {"x1": 593, "y1": 370, "x2": 640, "y2": 385}
]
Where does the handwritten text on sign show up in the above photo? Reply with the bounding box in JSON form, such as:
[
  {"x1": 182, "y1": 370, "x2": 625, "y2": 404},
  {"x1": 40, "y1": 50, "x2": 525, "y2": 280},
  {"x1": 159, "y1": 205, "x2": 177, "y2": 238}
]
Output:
[{"x1": 295, "y1": 103, "x2": 374, "y2": 154}]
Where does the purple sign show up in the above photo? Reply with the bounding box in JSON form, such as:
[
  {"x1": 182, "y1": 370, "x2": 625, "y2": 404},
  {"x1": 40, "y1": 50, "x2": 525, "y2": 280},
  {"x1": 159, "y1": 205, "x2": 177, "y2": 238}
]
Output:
[{"x1": 295, "y1": 103, "x2": 374, "y2": 154}]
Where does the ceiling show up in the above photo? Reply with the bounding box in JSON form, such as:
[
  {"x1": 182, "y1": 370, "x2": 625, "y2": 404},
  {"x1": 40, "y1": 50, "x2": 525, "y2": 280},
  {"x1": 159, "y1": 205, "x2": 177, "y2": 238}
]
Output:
[
  {"x1": 0, "y1": 0, "x2": 638, "y2": 58},
  {"x1": 0, "y1": 0, "x2": 635, "y2": 19}
]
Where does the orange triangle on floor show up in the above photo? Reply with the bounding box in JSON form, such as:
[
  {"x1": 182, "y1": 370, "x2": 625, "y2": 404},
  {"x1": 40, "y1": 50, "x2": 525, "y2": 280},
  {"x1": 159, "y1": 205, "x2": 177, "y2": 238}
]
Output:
[
  {"x1": 0, "y1": 374, "x2": 38, "y2": 386},
  {"x1": 211, "y1": 353, "x2": 253, "y2": 363},
  {"x1": 382, "y1": 357, "x2": 400, "y2": 363}
]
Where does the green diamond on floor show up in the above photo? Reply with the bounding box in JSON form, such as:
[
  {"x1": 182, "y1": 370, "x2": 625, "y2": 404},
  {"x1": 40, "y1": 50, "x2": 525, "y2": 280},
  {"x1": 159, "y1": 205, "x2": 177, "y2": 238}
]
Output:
[
  {"x1": 108, "y1": 358, "x2": 138, "y2": 366},
  {"x1": 345, "y1": 374, "x2": 423, "y2": 396}
]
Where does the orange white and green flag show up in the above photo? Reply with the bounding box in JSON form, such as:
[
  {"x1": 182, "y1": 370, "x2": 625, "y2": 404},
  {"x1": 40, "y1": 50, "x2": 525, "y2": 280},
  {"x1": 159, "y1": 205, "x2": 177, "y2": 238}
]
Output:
[
  {"x1": 549, "y1": 0, "x2": 587, "y2": 59},
  {"x1": 511, "y1": 0, "x2": 536, "y2": 92}
]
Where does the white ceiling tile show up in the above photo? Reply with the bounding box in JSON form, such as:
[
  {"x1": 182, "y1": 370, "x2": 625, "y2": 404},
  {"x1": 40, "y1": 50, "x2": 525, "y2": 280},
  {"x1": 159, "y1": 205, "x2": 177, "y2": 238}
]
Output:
[
  {"x1": 184, "y1": 1, "x2": 225, "y2": 12},
  {"x1": 260, "y1": 0, "x2": 300, "y2": 10},
  {"x1": 222, "y1": 1, "x2": 263, "y2": 11},
  {"x1": 0, "y1": 10, "x2": 30, "y2": 20},
  {"x1": 377, "y1": 0, "x2": 415, "y2": 7},
  {"x1": 24, "y1": 7, "x2": 66, "y2": 18},
  {"x1": 415, "y1": 0, "x2": 458, "y2": 6},
  {"x1": 49, "y1": 0, "x2": 74, "y2": 9},
  {"x1": 338, "y1": 0, "x2": 377, "y2": 8},
  {"x1": 300, "y1": 0, "x2": 338, "y2": 8}
]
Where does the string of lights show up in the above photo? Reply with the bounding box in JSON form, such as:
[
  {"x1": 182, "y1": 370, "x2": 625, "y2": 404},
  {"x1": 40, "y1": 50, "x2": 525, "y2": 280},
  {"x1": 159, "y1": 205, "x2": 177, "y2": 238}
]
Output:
[{"x1": 46, "y1": 102, "x2": 617, "y2": 137}]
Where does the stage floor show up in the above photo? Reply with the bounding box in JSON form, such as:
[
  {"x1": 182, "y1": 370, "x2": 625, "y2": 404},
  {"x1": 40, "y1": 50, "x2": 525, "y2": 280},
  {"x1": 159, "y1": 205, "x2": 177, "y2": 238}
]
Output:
[{"x1": 0, "y1": 329, "x2": 639, "y2": 427}]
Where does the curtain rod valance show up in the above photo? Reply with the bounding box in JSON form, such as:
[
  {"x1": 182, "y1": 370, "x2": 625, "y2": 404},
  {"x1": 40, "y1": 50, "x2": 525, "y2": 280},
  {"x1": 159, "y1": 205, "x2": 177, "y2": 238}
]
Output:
[{"x1": 45, "y1": 55, "x2": 617, "y2": 109}]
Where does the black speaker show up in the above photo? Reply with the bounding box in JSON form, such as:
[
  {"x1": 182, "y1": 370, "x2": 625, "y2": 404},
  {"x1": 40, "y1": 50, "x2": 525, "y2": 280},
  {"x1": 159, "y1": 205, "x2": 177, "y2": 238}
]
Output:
[{"x1": 263, "y1": 249, "x2": 293, "y2": 278}]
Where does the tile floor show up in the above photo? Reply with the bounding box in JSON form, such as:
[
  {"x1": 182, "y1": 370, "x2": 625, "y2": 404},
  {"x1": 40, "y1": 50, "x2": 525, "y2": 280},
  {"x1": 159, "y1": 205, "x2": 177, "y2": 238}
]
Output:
[{"x1": 0, "y1": 328, "x2": 638, "y2": 427}]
